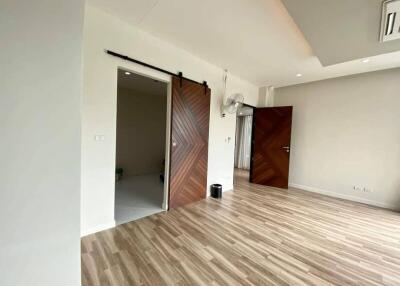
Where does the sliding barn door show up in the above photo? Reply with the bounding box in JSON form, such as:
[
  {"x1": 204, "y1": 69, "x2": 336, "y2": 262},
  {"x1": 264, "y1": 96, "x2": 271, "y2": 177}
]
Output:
[
  {"x1": 169, "y1": 76, "x2": 210, "y2": 209},
  {"x1": 250, "y1": 106, "x2": 293, "y2": 188}
]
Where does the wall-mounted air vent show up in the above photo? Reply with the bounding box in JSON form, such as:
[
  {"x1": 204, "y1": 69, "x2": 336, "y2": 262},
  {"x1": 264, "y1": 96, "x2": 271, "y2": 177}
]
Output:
[{"x1": 380, "y1": 0, "x2": 400, "y2": 42}]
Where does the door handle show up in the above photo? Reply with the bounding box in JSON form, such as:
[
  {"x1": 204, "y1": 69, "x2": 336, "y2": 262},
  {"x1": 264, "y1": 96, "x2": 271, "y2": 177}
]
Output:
[{"x1": 282, "y1": 146, "x2": 290, "y2": 153}]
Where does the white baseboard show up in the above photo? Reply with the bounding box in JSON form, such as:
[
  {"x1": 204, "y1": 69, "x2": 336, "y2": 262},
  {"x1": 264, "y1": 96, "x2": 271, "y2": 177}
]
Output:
[
  {"x1": 222, "y1": 188, "x2": 233, "y2": 193},
  {"x1": 289, "y1": 183, "x2": 398, "y2": 211},
  {"x1": 223, "y1": 184, "x2": 233, "y2": 193},
  {"x1": 81, "y1": 220, "x2": 116, "y2": 237}
]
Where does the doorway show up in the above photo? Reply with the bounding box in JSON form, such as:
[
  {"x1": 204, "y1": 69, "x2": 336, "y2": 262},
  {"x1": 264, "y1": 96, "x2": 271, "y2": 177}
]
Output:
[
  {"x1": 234, "y1": 104, "x2": 254, "y2": 183},
  {"x1": 115, "y1": 69, "x2": 168, "y2": 225}
]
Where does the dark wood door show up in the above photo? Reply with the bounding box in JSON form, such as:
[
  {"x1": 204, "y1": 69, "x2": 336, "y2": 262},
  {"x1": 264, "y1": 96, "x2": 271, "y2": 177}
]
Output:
[
  {"x1": 169, "y1": 76, "x2": 210, "y2": 209},
  {"x1": 250, "y1": 106, "x2": 293, "y2": 188}
]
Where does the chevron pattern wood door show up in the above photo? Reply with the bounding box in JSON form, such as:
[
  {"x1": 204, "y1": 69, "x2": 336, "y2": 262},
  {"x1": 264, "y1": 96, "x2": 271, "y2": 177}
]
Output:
[
  {"x1": 168, "y1": 76, "x2": 210, "y2": 209},
  {"x1": 250, "y1": 106, "x2": 293, "y2": 188}
]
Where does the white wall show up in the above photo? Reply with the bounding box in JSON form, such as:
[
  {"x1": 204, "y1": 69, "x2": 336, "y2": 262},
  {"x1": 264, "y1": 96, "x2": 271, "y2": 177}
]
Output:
[
  {"x1": 0, "y1": 1, "x2": 84, "y2": 285},
  {"x1": 275, "y1": 68, "x2": 400, "y2": 209},
  {"x1": 81, "y1": 5, "x2": 259, "y2": 235},
  {"x1": 116, "y1": 87, "x2": 167, "y2": 176}
]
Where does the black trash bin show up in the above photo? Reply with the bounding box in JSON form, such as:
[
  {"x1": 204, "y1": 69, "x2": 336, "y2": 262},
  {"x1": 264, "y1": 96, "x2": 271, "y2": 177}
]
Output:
[{"x1": 210, "y1": 184, "x2": 222, "y2": 199}]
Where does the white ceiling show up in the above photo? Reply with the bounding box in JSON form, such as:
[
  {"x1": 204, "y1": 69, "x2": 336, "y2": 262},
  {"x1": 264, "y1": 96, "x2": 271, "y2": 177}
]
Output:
[{"x1": 89, "y1": 0, "x2": 400, "y2": 87}]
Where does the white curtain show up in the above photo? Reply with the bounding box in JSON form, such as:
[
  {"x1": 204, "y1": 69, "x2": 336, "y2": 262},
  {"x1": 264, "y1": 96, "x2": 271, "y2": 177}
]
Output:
[{"x1": 235, "y1": 115, "x2": 253, "y2": 170}]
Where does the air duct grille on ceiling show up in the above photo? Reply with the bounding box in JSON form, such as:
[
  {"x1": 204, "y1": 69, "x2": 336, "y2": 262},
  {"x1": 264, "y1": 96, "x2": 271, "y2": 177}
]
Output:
[{"x1": 380, "y1": 0, "x2": 400, "y2": 42}]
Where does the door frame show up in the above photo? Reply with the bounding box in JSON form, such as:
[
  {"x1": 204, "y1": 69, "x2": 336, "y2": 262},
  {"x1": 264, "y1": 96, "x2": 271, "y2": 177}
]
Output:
[
  {"x1": 233, "y1": 103, "x2": 255, "y2": 183},
  {"x1": 114, "y1": 63, "x2": 172, "y2": 212},
  {"x1": 248, "y1": 105, "x2": 256, "y2": 183}
]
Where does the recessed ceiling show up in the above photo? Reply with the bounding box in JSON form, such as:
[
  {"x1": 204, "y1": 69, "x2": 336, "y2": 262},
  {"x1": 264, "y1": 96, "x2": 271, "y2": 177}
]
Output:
[
  {"x1": 88, "y1": 0, "x2": 400, "y2": 87},
  {"x1": 281, "y1": 0, "x2": 400, "y2": 66}
]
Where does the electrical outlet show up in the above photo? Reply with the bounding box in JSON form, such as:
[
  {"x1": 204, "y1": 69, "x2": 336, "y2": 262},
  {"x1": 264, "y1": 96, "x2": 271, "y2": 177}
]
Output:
[
  {"x1": 94, "y1": 135, "x2": 105, "y2": 141},
  {"x1": 354, "y1": 186, "x2": 373, "y2": 193}
]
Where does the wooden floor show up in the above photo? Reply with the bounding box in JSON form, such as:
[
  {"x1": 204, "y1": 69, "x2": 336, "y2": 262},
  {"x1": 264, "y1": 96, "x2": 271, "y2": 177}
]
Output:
[{"x1": 82, "y1": 169, "x2": 400, "y2": 285}]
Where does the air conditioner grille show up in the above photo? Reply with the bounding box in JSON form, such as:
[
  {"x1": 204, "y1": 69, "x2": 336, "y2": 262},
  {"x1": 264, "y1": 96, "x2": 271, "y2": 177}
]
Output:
[{"x1": 381, "y1": 0, "x2": 400, "y2": 42}]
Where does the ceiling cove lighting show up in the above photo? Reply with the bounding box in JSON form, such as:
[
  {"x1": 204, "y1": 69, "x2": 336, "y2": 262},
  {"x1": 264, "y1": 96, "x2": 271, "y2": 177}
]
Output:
[
  {"x1": 296, "y1": 73, "x2": 302, "y2": 77},
  {"x1": 362, "y1": 58, "x2": 370, "y2": 63},
  {"x1": 125, "y1": 71, "x2": 131, "y2": 75}
]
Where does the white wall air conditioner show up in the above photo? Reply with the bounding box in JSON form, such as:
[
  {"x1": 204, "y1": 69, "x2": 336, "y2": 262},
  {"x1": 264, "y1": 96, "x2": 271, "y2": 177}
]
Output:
[{"x1": 380, "y1": 0, "x2": 400, "y2": 42}]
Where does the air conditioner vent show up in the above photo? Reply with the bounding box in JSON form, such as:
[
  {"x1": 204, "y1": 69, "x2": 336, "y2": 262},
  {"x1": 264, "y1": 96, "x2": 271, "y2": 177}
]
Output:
[{"x1": 381, "y1": 0, "x2": 400, "y2": 42}]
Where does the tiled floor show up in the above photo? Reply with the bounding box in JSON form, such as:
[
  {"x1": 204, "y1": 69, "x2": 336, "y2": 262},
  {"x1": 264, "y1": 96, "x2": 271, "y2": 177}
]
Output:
[{"x1": 114, "y1": 173, "x2": 164, "y2": 225}]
